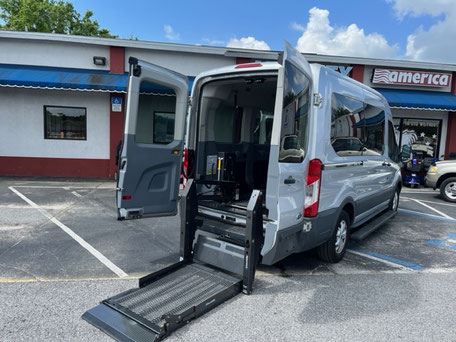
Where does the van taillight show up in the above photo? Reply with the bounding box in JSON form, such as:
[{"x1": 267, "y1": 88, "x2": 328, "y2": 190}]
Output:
[
  {"x1": 182, "y1": 148, "x2": 189, "y2": 188},
  {"x1": 235, "y1": 63, "x2": 262, "y2": 69},
  {"x1": 304, "y1": 159, "x2": 322, "y2": 217}
]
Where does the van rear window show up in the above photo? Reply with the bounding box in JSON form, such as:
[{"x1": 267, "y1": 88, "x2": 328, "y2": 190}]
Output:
[{"x1": 278, "y1": 61, "x2": 311, "y2": 163}]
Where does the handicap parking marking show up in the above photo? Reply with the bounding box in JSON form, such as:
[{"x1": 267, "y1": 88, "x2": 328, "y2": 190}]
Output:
[
  {"x1": 427, "y1": 233, "x2": 456, "y2": 251},
  {"x1": 8, "y1": 186, "x2": 128, "y2": 279}
]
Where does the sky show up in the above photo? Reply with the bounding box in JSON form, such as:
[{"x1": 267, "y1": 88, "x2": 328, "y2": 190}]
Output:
[{"x1": 70, "y1": 0, "x2": 456, "y2": 63}]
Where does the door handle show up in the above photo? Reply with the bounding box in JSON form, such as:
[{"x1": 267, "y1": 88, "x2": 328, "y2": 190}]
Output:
[
  {"x1": 284, "y1": 176, "x2": 296, "y2": 184},
  {"x1": 382, "y1": 161, "x2": 391, "y2": 166}
]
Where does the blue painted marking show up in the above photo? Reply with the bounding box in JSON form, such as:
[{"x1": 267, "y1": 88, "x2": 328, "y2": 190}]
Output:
[
  {"x1": 398, "y1": 208, "x2": 456, "y2": 223},
  {"x1": 351, "y1": 247, "x2": 424, "y2": 270},
  {"x1": 111, "y1": 96, "x2": 122, "y2": 105},
  {"x1": 426, "y1": 233, "x2": 456, "y2": 250}
]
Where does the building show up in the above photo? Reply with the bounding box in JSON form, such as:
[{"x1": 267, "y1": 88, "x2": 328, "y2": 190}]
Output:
[{"x1": 1, "y1": 31, "x2": 455, "y2": 178}]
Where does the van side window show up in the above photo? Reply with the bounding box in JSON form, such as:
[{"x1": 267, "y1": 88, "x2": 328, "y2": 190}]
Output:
[
  {"x1": 135, "y1": 81, "x2": 176, "y2": 144},
  {"x1": 330, "y1": 93, "x2": 365, "y2": 157},
  {"x1": 362, "y1": 105, "x2": 385, "y2": 156},
  {"x1": 388, "y1": 120, "x2": 399, "y2": 162},
  {"x1": 279, "y1": 61, "x2": 311, "y2": 163},
  {"x1": 331, "y1": 94, "x2": 386, "y2": 157}
]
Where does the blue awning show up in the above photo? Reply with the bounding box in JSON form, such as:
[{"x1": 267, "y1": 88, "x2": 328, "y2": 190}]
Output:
[
  {"x1": 0, "y1": 64, "x2": 195, "y2": 94},
  {"x1": 0, "y1": 63, "x2": 128, "y2": 92},
  {"x1": 376, "y1": 88, "x2": 456, "y2": 111}
]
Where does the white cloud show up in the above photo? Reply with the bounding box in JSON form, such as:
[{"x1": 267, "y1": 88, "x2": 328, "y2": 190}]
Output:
[
  {"x1": 388, "y1": 0, "x2": 456, "y2": 18},
  {"x1": 295, "y1": 7, "x2": 398, "y2": 59},
  {"x1": 163, "y1": 25, "x2": 180, "y2": 41},
  {"x1": 290, "y1": 22, "x2": 305, "y2": 32},
  {"x1": 388, "y1": 0, "x2": 456, "y2": 62},
  {"x1": 227, "y1": 37, "x2": 270, "y2": 50}
]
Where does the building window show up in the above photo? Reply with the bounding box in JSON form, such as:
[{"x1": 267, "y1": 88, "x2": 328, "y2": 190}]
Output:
[
  {"x1": 153, "y1": 112, "x2": 175, "y2": 144},
  {"x1": 135, "y1": 81, "x2": 176, "y2": 144},
  {"x1": 394, "y1": 118, "x2": 441, "y2": 162},
  {"x1": 44, "y1": 106, "x2": 87, "y2": 140}
]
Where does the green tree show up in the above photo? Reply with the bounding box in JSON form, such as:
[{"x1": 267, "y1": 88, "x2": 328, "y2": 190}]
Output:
[{"x1": 0, "y1": 0, "x2": 115, "y2": 38}]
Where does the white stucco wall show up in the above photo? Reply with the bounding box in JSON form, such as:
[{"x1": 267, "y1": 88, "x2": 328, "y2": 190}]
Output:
[
  {"x1": 0, "y1": 87, "x2": 110, "y2": 159},
  {"x1": 125, "y1": 48, "x2": 236, "y2": 76},
  {"x1": 0, "y1": 38, "x2": 109, "y2": 71}
]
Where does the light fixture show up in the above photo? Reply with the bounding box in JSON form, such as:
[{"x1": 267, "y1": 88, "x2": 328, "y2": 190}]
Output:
[{"x1": 93, "y1": 56, "x2": 107, "y2": 66}]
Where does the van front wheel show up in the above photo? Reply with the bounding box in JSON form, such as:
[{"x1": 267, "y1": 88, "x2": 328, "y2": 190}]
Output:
[{"x1": 317, "y1": 211, "x2": 350, "y2": 263}]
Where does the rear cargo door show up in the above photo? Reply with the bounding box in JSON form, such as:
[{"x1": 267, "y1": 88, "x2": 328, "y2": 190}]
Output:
[
  {"x1": 117, "y1": 58, "x2": 188, "y2": 219},
  {"x1": 266, "y1": 42, "x2": 313, "y2": 229}
]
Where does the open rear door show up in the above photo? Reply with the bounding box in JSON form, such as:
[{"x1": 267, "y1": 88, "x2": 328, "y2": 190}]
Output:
[
  {"x1": 264, "y1": 42, "x2": 315, "y2": 262},
  {"x1": 117, "y1": 58, "x2": 188, "y2": 219}
]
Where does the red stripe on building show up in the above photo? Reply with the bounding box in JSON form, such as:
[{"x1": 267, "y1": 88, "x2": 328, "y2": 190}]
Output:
[
  {"x1": 108, "y1": 47, "x2": 126, "y2": 178},
  {"x1": 109, "y1": 93, "x2": 125, "y2": 178},
  {"x1": 0, "y1": 157, "x2": 111, "y2": 178},
  {"x1": 110, "y1": 46, "x2": 125, "y2": 74},
  {"x1": 445, "y1": 112, "x2": 456, "y2": 158},
  {"x1": 236, "y1": 57, "x2": 252, "y2": 64},
  {"x1": 445, "y1": 73, "x2": 456, "y2": 158},
  {"x1": 351, "y1": 65, "x2": 364, "y2": 82}
]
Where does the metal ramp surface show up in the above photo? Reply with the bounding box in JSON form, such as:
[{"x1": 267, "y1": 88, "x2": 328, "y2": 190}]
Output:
[{"x1": 83, "y1": 264, "x2": 241, "y2": 342}]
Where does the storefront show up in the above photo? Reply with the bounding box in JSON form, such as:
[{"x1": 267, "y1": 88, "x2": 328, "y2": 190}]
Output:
[
  {"x1": 1, "y1": 31, "x2": 455, "y2": 178},
  {"x1": 360, "y1": 67, "x2": 456, "y2": 162}
]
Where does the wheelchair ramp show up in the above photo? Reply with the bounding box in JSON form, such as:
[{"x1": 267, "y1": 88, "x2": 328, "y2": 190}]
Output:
[{"x1": 83, "y1": 263, "x2": 242, "y2": 342}]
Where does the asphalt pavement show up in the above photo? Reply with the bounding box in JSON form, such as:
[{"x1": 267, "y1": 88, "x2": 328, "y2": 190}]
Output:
[{"x1": 1, "y1": 177, "x2": 455, "y2": 341}]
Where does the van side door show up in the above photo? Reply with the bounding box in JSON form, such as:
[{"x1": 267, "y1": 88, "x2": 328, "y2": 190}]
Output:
[
  {"x1": 361, "y1": 90, "x2": 392, "y2": 207},
  {"x1": 117, "y1": 58, "x2": 188, "y2": 219}
]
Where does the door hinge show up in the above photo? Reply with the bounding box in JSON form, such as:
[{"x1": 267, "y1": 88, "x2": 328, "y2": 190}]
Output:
[
  {"x1": 313, "y1": 93, "x2": 323, "y2": 107},
  {"x1": 188, "y1": 96, "x2": 192, "y2": 107}
]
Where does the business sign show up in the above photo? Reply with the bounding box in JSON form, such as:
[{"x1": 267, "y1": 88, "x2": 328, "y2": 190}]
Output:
[
  {"x1": 111, "y1": 96, "x2": 122, "y2": 112},
  {"x1": 372, "y1": 68, "x2": 452, "y2": 87},
  {"x1": 326, "y1": 65, "x2": 353, "y2": 76}
]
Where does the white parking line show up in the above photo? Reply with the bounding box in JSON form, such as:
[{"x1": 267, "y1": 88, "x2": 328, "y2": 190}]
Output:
[
  {"x1": 401, "y1": 196, "x2": 456, "y2": 208},
  {"x1": 401, "y1": 191, "x2": 436, "y2": 194},
  {"x1": 71, "y1": 191, "x2": 83, "y2": 198},
  {"x1": 8, "y1": 186, "x2": 128, "y2": 278},
  {"x1": 409, "y1": 198, "x2": 454, "y2": 220},
  {"x1": 347, "y1": 249, "x2": 416, "y2": 271}
]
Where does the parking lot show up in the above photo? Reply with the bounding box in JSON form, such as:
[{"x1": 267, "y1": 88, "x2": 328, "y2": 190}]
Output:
[{"x1": 1, "y1": 177, "x2": 456, "y2": 341}]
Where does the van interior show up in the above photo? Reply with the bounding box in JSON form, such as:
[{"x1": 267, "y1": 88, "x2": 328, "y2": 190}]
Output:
[{"x1": 194, "y1": 75, "x2": 277, "y2": 210}]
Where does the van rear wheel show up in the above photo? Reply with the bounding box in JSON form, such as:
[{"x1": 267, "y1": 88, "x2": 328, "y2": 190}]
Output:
[{"x1": 317, "y1": 210, "x2": 350, "y2": 263}]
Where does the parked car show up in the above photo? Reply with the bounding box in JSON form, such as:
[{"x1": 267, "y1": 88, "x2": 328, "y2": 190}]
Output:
[{"x1": 426, "y1": 160, "x2": 456, "y2": 202}]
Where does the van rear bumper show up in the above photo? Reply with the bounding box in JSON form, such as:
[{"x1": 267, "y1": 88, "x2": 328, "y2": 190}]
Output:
[{"x1": 261, "y1": 208, "x2": 339, "y2": 265}]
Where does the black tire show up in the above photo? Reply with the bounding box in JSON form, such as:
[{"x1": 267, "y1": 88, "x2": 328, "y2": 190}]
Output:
[
  {"x1": 389, "y1": 187, "x2": 400, "y2": 211},
  {"x1": 440, "y1": 177, "x2": 456, "y2": 203},
  {"x1": 317, "y1": 210, "x2": 350, "y2": 263}
]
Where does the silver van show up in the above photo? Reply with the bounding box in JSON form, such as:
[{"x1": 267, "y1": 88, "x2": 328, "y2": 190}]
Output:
[
  {"x1": 116, "y1": 42, "x2": 401, "y2": 264},
  {"x1": 85, "y1": 42, "x2": 403, "y2": 342}
]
